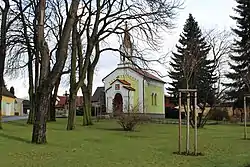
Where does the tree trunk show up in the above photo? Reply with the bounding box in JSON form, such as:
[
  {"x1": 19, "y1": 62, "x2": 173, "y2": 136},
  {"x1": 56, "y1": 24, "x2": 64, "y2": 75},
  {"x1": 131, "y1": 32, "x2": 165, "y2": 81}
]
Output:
[
  {"x1": 81, "y1": 59, "x2": 96, "y2": 126},
  {"x1": 18, "y1": 0, "x2": 35, "y2": 124},
  {"x1": 0, "y1": 86, "x2": 2, "y2": 130},
  {"x1": 50, "y1": 77, "x2": 61, "y2": 121},
  {"x1": 82, "y1": 87, "x2": 92, "y2": 126},
  {"x1": 32, "y1": 88, "x2": 51, "y2": 144},
  {"x1": 67, "y1": 21, "x2": 78, "y2": 130},
  {"x1": 0, "y1": 50, "x2": 5, "y2": 130},
  {"x1": 0, "y1": 0, "x2": 10, "y2": 130},
  {"x1": 47, "y1": 93, "x2": 52, "y2": 121},
  {"x1": 46, "y1": 58, "x2": 52, "y2": 122},
  {"x1": 27, "y1": 53, "x2": 35, "y2": 124},
  {"x1": 32, "y1": 0, "x2": 49, "y2": 144},
  {"x1": 27, "y1": 94, "x2": 35, "y2": 124},
  {"x1": 27, "y1": 42, "x2": 39, "y2": 124},
  {"x1": 67, "y1": 93, "x2": 76, "y2": 130},
  {"x1": 28, "y1": 27, "x2": 40, "y2": 124},
  {"x1": 81, "y1": 42, "x2": 100, "y2": 126},
  {"x1": 31, "y1": 0, "x2": 80, "y2": 144},
  {"x1": 49, "y1": 99, "x2": 56, "y2": 121},
  {"x1": 28, "y1": 53, "x2": 40, "y2": 124},
  {"x1": 241, "y1": 111, "x2": 243, "y2": 122}
]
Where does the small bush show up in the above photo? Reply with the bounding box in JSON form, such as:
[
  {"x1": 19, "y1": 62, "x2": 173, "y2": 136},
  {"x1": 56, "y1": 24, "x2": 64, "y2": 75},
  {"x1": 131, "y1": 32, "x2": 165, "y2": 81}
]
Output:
[
  {"x1": 209, "y1": 108, "x2": 229, "y2": 121},
  {"x1": 228, "y1": 115, "x2": 239, "y2": 124},
  {"x1": 117, "y1": 113, "x2": 150, "y2": 131}
]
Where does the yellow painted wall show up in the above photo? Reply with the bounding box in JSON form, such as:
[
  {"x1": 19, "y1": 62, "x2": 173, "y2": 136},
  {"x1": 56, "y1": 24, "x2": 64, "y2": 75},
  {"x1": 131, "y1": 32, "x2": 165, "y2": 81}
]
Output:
[
  {"x1": 109, "y1": 74, "x2": 139, "y2": 111},
  {"x1": 2, "y1": 96, "x2": 15, "y2": 103},
  {"x1": 145, "y1": 83, "x2": 164, "y2": 114},
  {"x1": 1, "y1": 96, "x2": 15, "y2": 116},
  {"x1": 15, "y1": 102, "x2": 23, "y2": 116},
  {"x1": 117, "y1": 75, "x2": 139, "y2": 106}
]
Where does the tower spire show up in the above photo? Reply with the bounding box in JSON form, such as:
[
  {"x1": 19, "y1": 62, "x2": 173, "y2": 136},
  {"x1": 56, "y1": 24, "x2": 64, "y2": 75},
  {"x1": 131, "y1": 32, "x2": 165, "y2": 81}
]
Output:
[
  {"x1": 124, "y1": 21, "x2": 132, "y2": 49},
  {"x1": 119, "y1": 21, "x2": 133, "y2": 65}
]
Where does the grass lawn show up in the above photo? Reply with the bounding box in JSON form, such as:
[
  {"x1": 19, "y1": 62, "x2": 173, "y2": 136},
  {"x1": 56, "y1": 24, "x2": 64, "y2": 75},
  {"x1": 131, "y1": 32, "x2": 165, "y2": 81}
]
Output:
[{"x1": 0, "y1": 118, "x2": 250, "y2": 167}]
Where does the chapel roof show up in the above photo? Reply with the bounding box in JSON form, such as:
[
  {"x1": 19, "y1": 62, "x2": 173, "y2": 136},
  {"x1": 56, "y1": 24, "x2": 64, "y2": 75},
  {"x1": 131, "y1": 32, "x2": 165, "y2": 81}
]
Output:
[
  {"x1": 132, "y1": 67, "x2": 165, "y2": 83},
  {"x1": 55, "y1": 96, "x2": 84, "y2": 108},
  {"x1": 123, "y1": 85, "x2": 135, "y2": 91},
  {"x1": 1, "y1": 86, "x2": 15, "y2": 98},
  {"x1": 91, "y1": 87, "x2": 105, "y2": 102},
  {"x1": 110, "y1": 79, "x2": 131, "y2": 86},
  {"x1": 102, "y1": 66, "x2": 165, "y2": 84}
]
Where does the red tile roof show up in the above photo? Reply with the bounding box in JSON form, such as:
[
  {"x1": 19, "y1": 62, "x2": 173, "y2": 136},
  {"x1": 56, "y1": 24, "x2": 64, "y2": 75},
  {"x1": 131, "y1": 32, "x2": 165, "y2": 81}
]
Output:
[
  {"x1": 55, "y1": 96, "x2": 84, "y2": 108},
  {"x1": 119, "y1": 79, "x2": 131, "y2": 85},
  {"x1": 123, "y1": 85, "x2": 135, "y2": 91},
  {"x1": 131, "y1": 68, "x2": 165, "y2": 83},
  {"x1": 56, "y1": 96, "x2": 66, "y2": 108},
  {"x1": 110, "y1": 79, "x2": 131, "y2": 86}
]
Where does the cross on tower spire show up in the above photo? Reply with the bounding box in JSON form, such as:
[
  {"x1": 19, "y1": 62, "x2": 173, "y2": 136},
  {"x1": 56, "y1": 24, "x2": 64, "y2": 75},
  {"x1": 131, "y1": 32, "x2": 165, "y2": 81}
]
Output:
[
  {"x1": 124, "y1": 21, "x2": 132, "y2": 49},
  {"x1": 119, "y1": 21, "x2": 133, "y2": 65}
]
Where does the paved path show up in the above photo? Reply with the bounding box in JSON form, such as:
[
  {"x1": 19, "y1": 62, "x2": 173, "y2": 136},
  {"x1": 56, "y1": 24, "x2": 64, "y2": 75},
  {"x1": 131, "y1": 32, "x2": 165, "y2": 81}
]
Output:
[{"x1": 2, "y1": 115, "x2": 28, "y2": 122}]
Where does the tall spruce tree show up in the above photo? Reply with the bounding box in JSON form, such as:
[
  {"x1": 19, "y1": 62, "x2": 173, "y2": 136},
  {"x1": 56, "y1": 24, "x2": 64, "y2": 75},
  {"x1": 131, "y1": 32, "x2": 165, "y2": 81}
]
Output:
[
  {"x1": 168, "y1": 13, "x2": 217, "y2": 106},
  {"x1": 225, "y1": 0, "x2": 250, "y2": 107}
]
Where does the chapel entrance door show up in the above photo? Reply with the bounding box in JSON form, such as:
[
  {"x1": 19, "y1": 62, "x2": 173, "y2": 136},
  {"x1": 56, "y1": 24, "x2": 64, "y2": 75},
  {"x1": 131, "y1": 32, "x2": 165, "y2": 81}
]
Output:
[{"x1": 113, "y1": 93, "x2": 123, "y2": 116}]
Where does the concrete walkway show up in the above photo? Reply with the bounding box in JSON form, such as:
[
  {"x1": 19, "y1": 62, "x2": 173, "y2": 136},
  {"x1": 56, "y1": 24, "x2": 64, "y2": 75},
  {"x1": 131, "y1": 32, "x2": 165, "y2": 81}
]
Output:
[{"x1": 2, "y1": 115, "x2": 28, "y2": 122}]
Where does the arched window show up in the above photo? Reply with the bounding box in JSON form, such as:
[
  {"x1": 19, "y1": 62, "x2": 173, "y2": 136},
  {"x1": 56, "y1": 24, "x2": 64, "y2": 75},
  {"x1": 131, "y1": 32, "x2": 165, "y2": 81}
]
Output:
[
  {"x1": 151, "y1": 93, "x2": 154, "y2": 105},
  {"x1": 154, "y1": 93, "x2": 157, "y2": 106}
]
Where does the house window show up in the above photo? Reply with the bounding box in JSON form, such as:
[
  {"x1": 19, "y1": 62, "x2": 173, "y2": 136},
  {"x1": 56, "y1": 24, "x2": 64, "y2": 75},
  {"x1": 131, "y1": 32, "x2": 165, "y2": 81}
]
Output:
[{"x1": 115, "y1": 84, "x2": 120, "y2": 90}]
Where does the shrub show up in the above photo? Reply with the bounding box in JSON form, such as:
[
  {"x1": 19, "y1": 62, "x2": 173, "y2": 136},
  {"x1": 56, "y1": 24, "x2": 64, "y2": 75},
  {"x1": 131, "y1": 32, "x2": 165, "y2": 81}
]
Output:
[
  {"x1": 116, "y1": 104, "x2": 150, "y2": 131},
  {"x1": 117, "y1": 113, "x2": 150, "y2": 131},
  {"x1": 209, "y1": 108, "x2": 229, "y2": 121},
  {"x1": 228, "y1": 115, "x2": 239, "y2": 123}
]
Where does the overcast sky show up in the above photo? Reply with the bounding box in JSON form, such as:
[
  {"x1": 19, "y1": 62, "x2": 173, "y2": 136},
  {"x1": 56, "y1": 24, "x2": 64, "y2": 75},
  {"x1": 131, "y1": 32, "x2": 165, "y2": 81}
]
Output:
[{"x1": 6, "y1": 0, "x2": 237, "y2": 99}]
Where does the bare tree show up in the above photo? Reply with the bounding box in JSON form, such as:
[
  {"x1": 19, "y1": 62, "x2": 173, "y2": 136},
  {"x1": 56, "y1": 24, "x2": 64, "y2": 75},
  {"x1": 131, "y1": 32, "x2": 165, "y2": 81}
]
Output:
[
  {"x1": 15, "y1": 0, "x2": 36, "y2": 124},
  {"x1": 4, "y1": 0, "x2": 41, "y2": 124},
  {"x1": 204, "y1": 28, "x2": 233, "y2": 92},
  {"x1": 0, "y1": 0, "x2": 10, "y2": 130},
  {"x1": 0, "y1": 0, "x2": 29, "y2": 129},
  {"x1": 66, "y1": 0, "x2": 183, "y2": 128},
  {"x1": 31, "y1": 0, "x2": 80, "y2": 144},
  {"x1": 67, "y1": 20, "x2": 78, "y2": 130},
  {"x1": 5, "y1": 0, "x2": 72, "y2": 124},
  {"x1": 183, "y1": 29, "x2": 233, "y2": 128}
]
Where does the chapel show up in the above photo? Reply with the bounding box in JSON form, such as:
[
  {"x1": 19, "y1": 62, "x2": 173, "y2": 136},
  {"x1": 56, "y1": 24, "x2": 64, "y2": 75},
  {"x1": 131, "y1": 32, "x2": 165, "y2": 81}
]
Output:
[{"x1": 102, "y1": 23, "x2": 165, "y2": 118}]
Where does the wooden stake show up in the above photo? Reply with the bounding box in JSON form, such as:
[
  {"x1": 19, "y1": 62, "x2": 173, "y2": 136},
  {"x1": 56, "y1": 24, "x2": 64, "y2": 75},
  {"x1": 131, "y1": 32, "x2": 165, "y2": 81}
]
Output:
[
  {"x1": 194, "y1": 92, "x2": 198, "y2": 155},
  {"x1": 186, "y1": 92, "x2": 190, "y2": 153},
  {"x1": 244, "y1": 96, "x2": 247, "y2": 140},
  {"x1": 178, "y1": 92, "x2": 182, "y2": 153}
]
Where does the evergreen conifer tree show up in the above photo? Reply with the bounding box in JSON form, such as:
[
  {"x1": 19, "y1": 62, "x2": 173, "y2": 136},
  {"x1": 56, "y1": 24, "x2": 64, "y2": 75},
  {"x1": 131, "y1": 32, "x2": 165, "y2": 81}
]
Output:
[
  {"x1": 168, "y1": 13, "x2": 217, "y2": 106},
  {"x1": 225, "y1": 0, "x2": 250, "y2": 107}
]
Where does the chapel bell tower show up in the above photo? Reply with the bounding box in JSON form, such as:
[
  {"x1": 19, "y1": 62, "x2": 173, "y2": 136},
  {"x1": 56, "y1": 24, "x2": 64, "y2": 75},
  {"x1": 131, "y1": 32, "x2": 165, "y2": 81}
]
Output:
[{"x1": 119, "y1": 21, "x2": 134, "y2": 66}]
